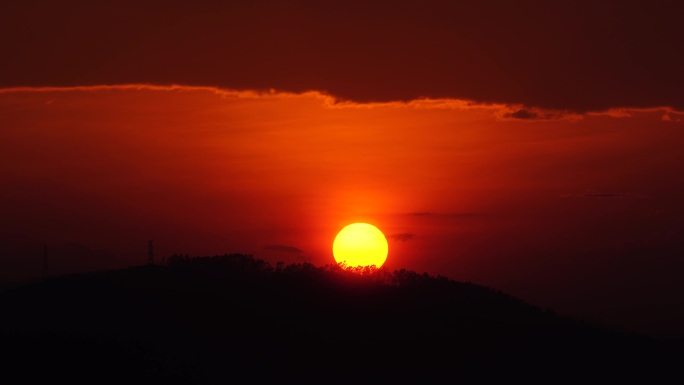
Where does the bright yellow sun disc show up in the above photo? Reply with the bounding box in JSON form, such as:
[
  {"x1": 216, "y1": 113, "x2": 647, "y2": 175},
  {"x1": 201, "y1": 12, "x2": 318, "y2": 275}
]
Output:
[{"x1": 333, "y1": 223, "x2": 388, "y2": 268}]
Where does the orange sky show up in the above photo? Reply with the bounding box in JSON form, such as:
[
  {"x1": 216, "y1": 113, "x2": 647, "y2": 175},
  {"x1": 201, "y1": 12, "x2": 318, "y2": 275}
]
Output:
[
  {"x1": 3, "y1": 0, "x2": 684, "y2": 341},
  {"x1": 3, "y1": 86, "x2": 684, "y2": 338}
]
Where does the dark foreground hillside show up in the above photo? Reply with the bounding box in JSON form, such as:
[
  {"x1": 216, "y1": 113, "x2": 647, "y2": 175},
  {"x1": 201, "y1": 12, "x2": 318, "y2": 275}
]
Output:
[{"x1": 1, "y1": 254, "x2": 681, "y2": 384}]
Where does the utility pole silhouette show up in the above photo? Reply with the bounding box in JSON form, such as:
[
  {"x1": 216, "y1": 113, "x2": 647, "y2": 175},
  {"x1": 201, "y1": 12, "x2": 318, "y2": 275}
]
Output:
[
  {"x1": 43, "y1": 245, "x2": 48, "y2": 278},
  {"x1": 148, "y1": 240, "x2": 154, "y2": 265}
]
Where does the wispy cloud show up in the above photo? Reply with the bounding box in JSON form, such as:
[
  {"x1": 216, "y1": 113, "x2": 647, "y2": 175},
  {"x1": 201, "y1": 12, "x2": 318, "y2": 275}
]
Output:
[
  {"x1": 500, "y1": 107, "x2": 581, "y2": 121},
  {"x1": 263, "y1": 245, "x2": 304, "y2": 254},
  {"x1": 559, "y1": 192, "x2": 649, "y2": 199},
  {"x1": 583, "y1": 192, "x2": 647, "y2": 199},
  {"x1": 388, "y1": 233, "x2": 415, "y2": 242},
  {"x1": 407, "y1": 212, "x2": 486, "y2": 218}
]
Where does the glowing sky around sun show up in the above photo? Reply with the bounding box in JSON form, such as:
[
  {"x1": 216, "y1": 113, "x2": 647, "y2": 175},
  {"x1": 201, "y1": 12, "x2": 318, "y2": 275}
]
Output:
[{"x1": 2, "y1": 86, "x2": 684, "y2": 335}]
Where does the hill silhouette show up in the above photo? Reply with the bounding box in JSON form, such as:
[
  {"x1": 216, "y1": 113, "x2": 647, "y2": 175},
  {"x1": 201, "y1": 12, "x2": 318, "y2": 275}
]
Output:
[{"x1": 1, "y1": 253, "x2": 681, "y2": 384}]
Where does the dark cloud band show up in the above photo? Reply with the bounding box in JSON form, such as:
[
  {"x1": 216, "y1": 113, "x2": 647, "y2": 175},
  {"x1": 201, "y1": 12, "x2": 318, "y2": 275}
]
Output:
[{"x1": 2, "y1": 0, "x2": 683, "y2": 112}]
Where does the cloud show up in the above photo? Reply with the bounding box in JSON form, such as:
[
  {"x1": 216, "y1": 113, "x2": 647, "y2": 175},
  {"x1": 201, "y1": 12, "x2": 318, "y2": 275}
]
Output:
[
  {"x1": 2, "y1": 1, "x2": 684, "y2": 112},
  {"x1": 500, "y1": 107, "x2": 582, "y2": 121},
  {"x1": 662, "y1": 112, "x2": 683, "y2": 122},
  {"x1": 589, "y1": 107, "x2": 684, "y2": 122},
  {"x1": 560, "y1": 192, "x2": 648, "y2": 199},
  {"x1": 583, "y1": 193, "x2": 647, "y2": 199},
  {"x1": 584, "y1": 193, "x2": 631, "y2": 198},
  {"x1": 408, "y1": 212, "x2": 486, "y2": 218},
  {"x1": 263, "y1": 245, "x2": 304, "y2": 254},
  {"x1": 504, "y1": 109, "x2": 539, "y2": 120},
  {"x1": 388, "y1": 233, "x2": 415, "y2": 242}
]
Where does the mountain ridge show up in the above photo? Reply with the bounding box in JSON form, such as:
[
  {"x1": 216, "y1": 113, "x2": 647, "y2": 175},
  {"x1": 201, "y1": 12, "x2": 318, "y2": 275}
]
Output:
[{"x1": 1, "y1": 253, "x2": 680, "y2": 383}]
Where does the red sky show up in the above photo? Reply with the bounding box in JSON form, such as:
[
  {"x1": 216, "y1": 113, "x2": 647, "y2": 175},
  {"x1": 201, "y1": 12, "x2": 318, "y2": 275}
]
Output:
[{"x1": 2, "y1": 1, "x2": 684, "y2": 337}]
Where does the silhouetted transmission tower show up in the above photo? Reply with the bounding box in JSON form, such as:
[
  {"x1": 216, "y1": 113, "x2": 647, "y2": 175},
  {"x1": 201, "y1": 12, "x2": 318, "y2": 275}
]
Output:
[
  {"x1": 43, "y1": 245, "x2": 48, "y2": 278},
  {"x1": 148, "y1": 240, "x2": 154, "y2": 265}
]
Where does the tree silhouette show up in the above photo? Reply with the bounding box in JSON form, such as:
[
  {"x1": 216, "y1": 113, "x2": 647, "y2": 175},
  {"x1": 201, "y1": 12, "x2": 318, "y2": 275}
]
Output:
[{"x1": 0, "y1": 253, "x2": 680, "y2": 384}]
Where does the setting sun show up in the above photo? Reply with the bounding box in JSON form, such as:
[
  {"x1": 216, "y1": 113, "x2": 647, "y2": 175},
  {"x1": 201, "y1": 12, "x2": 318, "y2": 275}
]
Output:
[{"x1": 333, "y1": 223, "x2": 389, "y2": 268}]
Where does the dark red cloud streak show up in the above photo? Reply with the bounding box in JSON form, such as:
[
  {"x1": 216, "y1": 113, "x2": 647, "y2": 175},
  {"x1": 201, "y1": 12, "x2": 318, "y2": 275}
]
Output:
[{"x1": 2, "y1": 0, "x2": 683, "y2": 112}]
